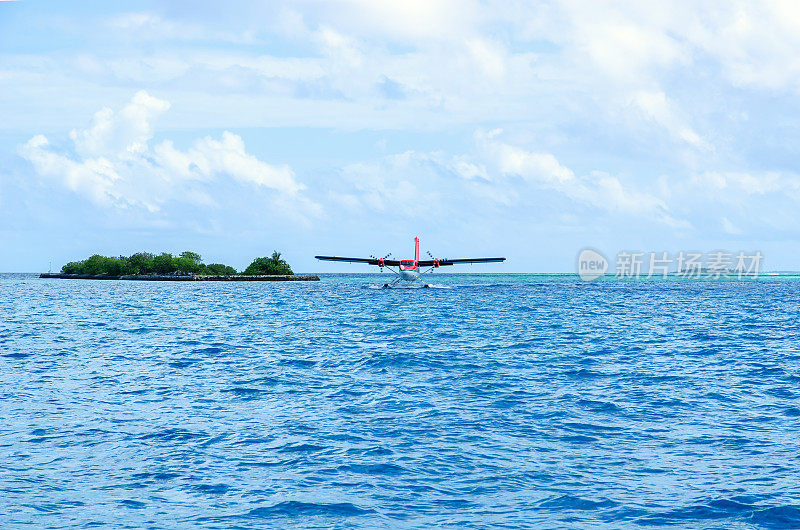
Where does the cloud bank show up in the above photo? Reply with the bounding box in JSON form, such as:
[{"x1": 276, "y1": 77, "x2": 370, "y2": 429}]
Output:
[
  {"x1": 5, "y1": 1, "x2": 800, "y2": 270},
  {"x1": 19, "y1": 91, "x2": 306, "y2": 212}
]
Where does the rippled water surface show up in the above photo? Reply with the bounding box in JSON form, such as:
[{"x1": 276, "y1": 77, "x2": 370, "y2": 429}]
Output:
[{"x1": 2, "y1": 273, "x2": 800, "y2": 528}]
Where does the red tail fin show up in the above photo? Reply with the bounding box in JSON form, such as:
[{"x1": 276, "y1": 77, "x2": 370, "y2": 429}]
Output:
[{"x1": 414, "y1": 237, "x2": 420, "y2": 263}]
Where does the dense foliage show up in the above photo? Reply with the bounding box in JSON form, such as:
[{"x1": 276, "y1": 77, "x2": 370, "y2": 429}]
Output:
[
  {"x1": 241, "y1": 251, "x2": 294, "y2": 275},
  {"x1": 59, "y1": 251, "x2": 284, "y2": 276}
]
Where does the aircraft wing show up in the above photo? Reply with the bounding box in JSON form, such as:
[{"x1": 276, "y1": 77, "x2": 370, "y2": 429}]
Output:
[
  {"x1": 417, "y1": 257, "x2": 506, "y2": 266},
  {"x1": 315, "y1": 255, "x2": 401, "y2": 266}
]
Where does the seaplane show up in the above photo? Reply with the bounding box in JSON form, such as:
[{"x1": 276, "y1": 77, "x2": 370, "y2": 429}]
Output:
[{"x1": 315, "y1": 237, "x2": 506, "y2": 287}]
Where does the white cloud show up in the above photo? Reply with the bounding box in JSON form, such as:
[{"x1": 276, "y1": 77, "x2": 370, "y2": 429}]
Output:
[
  {"x1": 315, "y1": 27, "x2": 364, "y2": 68},
  {"x1": 107, "y1": 11, "x2": 257, "y2": 45},
  {"x1": 465, "y1": 38, "x2": 507, "y2": 79},
  {"x1": 69, "y1": 90, "x2": 170, "y2": 159},
  {"x1": 5, "y1": 1, "x2": 800, "y2": 136},
  {"x1": 721, "y1": 217, "x2": 742, "y2": 235},
  {"x1": 154, "y1": 133, "x2": 300, "y2": 193},
  {"x1": 327, "y1": 131, "x2": 685, "y2": 228},
  {"x1": 649, "y1": 169, "x2": 800, "y2": 235},
  {"x1": 691, "y1": 171, "x2": 800, "y2": 196},
  {"x1": 630, "y1": 90, "x2": 711, "y2": 151},
  {"x1": 476, "y1": 131, "x2": 681, "y2": 224},
  {"x1": 294, "y1": 0, "x2": 482, "y2": 44},
  {"x1": 683, "y1": 1, "x2": 800, "y2": 92},
  {"x1": 560, "y1": 3, "x2": 687, "y2": 83},
  {"x1": 19, "y1": 91, "x2": 308, "y2": 212},
  {"x1": 19, "y1": 134, "x2": 123, "y2": 206},
  {"x1": 337, "y1": 152, "x2": 433, "y2": 215},
  {"x1": 332, "y1": 148, "x2": 520, "y2": 218},
  {"x1": 110, "y1": 12, "x2": 176, "y2": 35},
  {"x1": 548, "y1": 1, "x2": 800, "y2": 96},
  {"x1": 450, "y1": 156, "x2": 490, "y2": 182}
]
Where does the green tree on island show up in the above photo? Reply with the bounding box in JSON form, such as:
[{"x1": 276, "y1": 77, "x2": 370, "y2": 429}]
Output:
[
  {"x1": 204, "y1": 263, "x2": 237, "y2": 275},
  {"x1": 242, "y1": 251, "x2": 294, "y2": 275},
  {"x1": 127, "y1": 252, "x2": 155, "y2": 274}
]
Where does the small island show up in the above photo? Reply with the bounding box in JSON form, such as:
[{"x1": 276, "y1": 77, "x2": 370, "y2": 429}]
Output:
[{"x1": 40, "y1": 251, "x2": 319, "y2": 281}]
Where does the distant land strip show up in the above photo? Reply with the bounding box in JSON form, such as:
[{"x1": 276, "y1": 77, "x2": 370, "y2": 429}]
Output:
[
  {"x1": 46, "y1": 250, "x2": 306, "y2": 279},
  {"x1": 40, "y1": 273, "x2": 319, "y2": 281}
]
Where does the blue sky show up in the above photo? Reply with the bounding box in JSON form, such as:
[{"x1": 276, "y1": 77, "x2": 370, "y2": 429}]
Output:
[{"x1": 2, "y1": 1, "x2": 800, "y2": 272}]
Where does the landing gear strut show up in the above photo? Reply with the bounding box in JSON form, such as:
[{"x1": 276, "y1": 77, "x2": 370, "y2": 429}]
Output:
[{"x1": 383, "y1": 277, "x2": 403, "y2": 288}]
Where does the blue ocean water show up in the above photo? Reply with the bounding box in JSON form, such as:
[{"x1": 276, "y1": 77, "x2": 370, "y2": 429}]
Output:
[{"x1": 2, "y1": 272, "x2": 800, "y2": 528}]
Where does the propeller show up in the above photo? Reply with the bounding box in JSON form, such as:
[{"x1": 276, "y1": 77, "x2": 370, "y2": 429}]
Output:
[
  {"x1": 426, "y1": 251, "x2": 441, "y2": 270},
  {"x1": 371, "y1": 252, "x2": 392, "y2": 272}
]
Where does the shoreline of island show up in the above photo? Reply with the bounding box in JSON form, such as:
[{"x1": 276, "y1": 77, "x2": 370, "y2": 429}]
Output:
[
  {"x1": 43, "y1": 250, "x2": 315, "y2": 281},
  {"x1": 40, "y1": 273, "x2": 319, "y2": 281}
]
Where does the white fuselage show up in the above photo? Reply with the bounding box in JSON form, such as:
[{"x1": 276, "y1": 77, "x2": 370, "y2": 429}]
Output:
[{"x1": 399, "y1": 268, "x2": 420, "y2": 281}]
